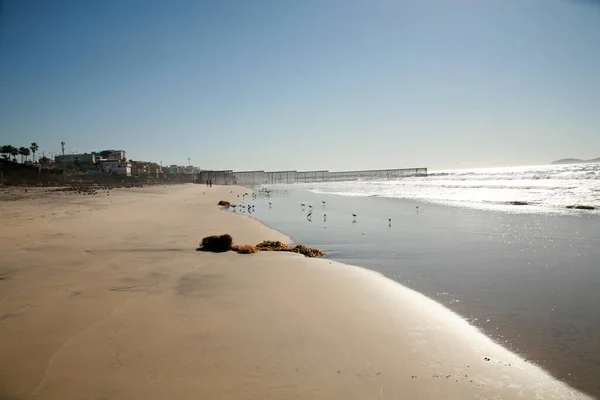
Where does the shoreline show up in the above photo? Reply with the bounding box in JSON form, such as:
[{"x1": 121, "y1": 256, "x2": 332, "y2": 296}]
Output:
[
  {"x1": 0, "y1": 184, "x2": 591, "y2": 399},
  {"x1": 232, "y1": 186, "x2": 600, "y2": 397}
]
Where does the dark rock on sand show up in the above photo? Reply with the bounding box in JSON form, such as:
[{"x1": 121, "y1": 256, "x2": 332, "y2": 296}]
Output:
[{"x1": 198, "y1": 234, "x2": 233, "y2": 252}]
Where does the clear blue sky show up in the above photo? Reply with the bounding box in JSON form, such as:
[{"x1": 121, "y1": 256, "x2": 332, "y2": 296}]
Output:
[{"x1": 1, "y1": 0, "x2": 599, "y2": 171}]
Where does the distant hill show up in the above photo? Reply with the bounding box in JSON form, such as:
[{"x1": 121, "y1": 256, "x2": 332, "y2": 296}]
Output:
[{"x1": 551, "y1": 157, "x2": 600, "y2": 165}]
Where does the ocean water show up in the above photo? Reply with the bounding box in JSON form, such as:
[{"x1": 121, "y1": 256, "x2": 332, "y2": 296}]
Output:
[
  {"x1": 295, "y1": 163, "x2": 600, "y2": 214},
  {"x1": 230, "y1": 163, "x2": 600, "y2": 397}
]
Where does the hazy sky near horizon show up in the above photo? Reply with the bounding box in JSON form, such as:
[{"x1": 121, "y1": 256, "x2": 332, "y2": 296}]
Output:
[{"x1": 1, "y1": 0, "x2": 599, "y2": 171}]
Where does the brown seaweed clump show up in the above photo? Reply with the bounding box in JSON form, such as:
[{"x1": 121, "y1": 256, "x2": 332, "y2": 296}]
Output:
[
  {"x1": 505, "y1": 201, "x2": 529, "y2": 206},
  {"x1": 218, "y1": 200, "x2": 232, "y2": 207},
  {"x1": 255, "y1": 241, "x2": 324, "y2": 258},
  {"x1": 197, "y1": 236, "x2": 324, "y2": 258},
  {"x1": 290, "y1": 244, "x2": 325, "y2": 258},
  {"x1": 255, "y1": 240, "x2": 289, "y2": 251},
  {"x1": 198, "y1": 234, "x2": 233, "y2": 252},
  {"x1": 566, "y1": 205, "x2": 595, "y2": 210},
  {"x1": 231, "y1": 244, "x2": 259, "y2": 254}
]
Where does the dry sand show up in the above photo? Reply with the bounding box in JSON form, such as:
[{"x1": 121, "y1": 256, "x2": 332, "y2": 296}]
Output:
[{"x1": 0, "y1": 184, "x2": 591, "y2": 399}]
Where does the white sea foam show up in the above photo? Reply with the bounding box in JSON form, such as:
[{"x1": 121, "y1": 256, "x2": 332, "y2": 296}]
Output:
[{"x1": 284, "y1": 163, "x2": 600, "y2": 214}]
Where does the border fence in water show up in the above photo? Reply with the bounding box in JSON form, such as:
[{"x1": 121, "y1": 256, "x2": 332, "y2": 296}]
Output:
[
  {"x1": 197, "y1": 170, "x2": 234, "y2": 185},
  {"x1": 198, "y1": 167, "x2": 427, "y2": 186}
]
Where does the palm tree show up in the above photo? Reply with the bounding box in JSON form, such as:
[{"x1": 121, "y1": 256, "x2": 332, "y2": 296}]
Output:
[
  {"x1": 9, "y1": 146, "x2": 19, "y2": 162},
  {"x1": 29, "y1": 142, "x2": 39, "y2": 162},
  {"x1": 19, "y1": 147, "x2": 31, "y2": 163},
  {"x1": 0, "y1": 145, "x2": 11, "y2": 159}
]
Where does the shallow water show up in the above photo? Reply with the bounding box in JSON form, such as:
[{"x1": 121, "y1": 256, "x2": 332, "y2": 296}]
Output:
[{"x1": 233, "y1": 189, "x2": 600, "y2": 397}]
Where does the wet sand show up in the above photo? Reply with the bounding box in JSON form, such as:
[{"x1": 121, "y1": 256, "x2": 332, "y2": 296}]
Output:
[
  {"x1": 245, "y1": 188, "x2": 600, "y2": 397},
  {"x1": 0, "y1": 184, "x2": 591, "y2": 399}
]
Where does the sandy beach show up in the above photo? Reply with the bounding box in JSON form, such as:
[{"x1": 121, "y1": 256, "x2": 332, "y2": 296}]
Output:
[{"x1": 0, "y1": 184, "x2": 591, "y2": 399}]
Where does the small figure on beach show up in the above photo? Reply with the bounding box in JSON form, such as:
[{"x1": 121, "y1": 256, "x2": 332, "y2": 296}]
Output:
[
  {"x1": 324, "y1": 213, "x2": 327, "y2": 222},
  {"x1": 322, "y1": 201, "x2": 326, "y2": 207},
  {"x1": 307, "y1": 211, "x2": 312, "y2": 221},
  {"x1": 209, "y1": 180, "x2": 212, "y2": 188},
  {"x1": 352, "y1": 214, "x2": 357, "y2": 223},
  {"x1": 389, "y1": 218, "x2": 392, "y2": 227},
  {"x1": 269, "y1": 202, "x2": 272, "y2": 208}
]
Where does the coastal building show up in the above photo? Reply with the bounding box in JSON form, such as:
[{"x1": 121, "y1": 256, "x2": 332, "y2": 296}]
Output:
[
  {"x1": 99, "y1": 160, "x2": 131, "y2": 176},
  {"x1": 164, "y1": 165, "x2": 183, "y2": 174},
  {"x1": 131, "y1": 161, "x2": 163, "y2": 177},
  {"x1": 54, "y1": 153, "x2": 96, "y2": 169},
  {"x1": 92, "y1": 149, "x2": 127, "y2": 161}
]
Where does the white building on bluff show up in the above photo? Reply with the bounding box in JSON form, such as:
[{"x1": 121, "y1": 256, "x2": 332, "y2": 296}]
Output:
[{"x1": 100, "y1": 160, "x2": 131, "y2": 176}]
